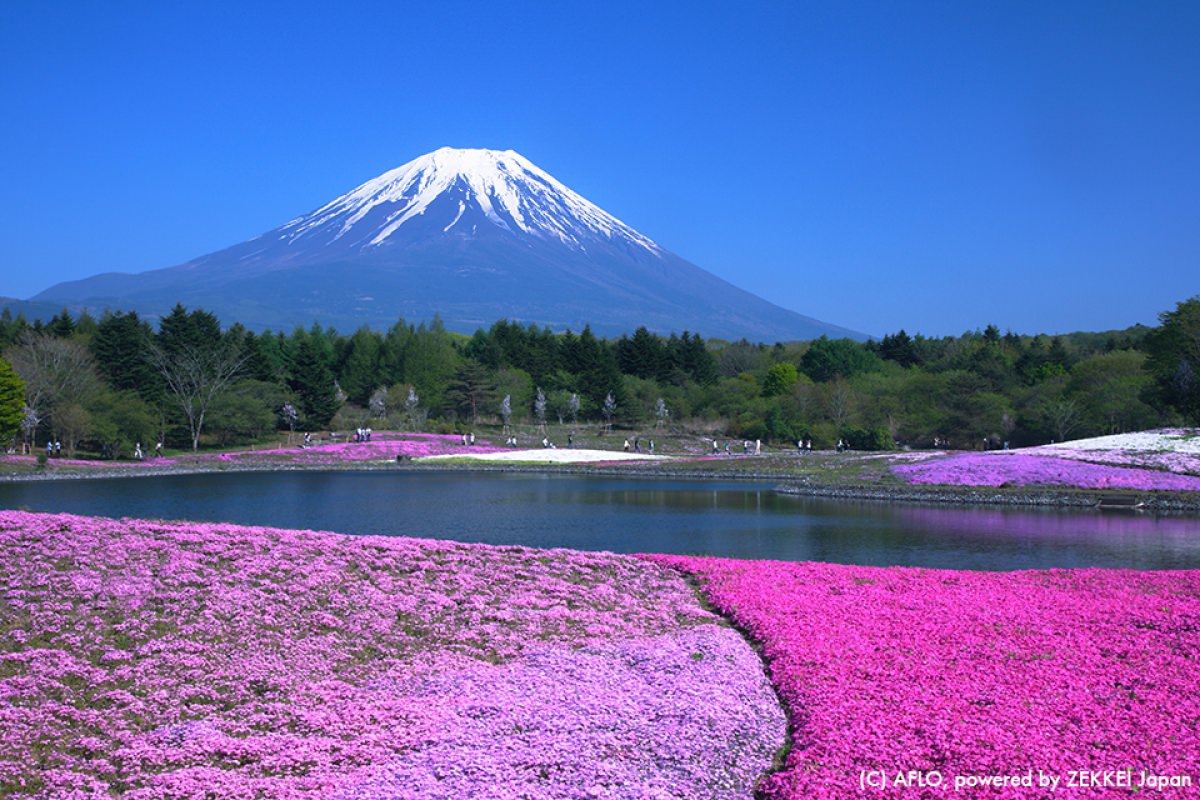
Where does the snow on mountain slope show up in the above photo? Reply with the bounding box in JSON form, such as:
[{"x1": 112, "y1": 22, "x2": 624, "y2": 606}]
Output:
[{"x1": 275, "y1": 147, "x2": 662, "y2": 255}]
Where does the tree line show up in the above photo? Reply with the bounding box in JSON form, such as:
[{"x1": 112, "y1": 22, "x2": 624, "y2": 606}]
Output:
[{"x1": 0, "y1": 296, "x2": 1197, "y2": 458}]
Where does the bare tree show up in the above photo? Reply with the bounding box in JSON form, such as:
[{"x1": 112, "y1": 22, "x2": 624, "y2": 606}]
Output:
[
  {"x1": 1042, "y1": 398, "x2": 1080, "y2": 444},
  {"x1": 655, "y1": 397, "x2": 670, "y2": 429},
  {"x1": 533, "y1": 387, "x2": 547, "y2": 433},
  {"x1": 20, "y1": 406, "x2": 40, "y2": 453},
  {"x1": 54, "y1": 403, "x2": 91, "y2": 457},
  {"x1": 404, "y1": 387, "x2": 422, "y2": 431},
  {"x1": 150, "y1": 338, "x2": 246, "y2": 451},
  {"x1": 369, "y1": 387, "x2": 388, "y2": 420},
  {"x1": 281, "y1": 403, "x2": 298, "y2": 444},
  {"x1": 601, "y1": 392, "x2": 617, "y2": 433},
  {"x1": 500, "y1": 394, "x2": 512, "y2": 434},
  {"x1": 825, "y1": 378, "x2": 857, "y2": 432},
  {"x1": 6, "y1": 332, "x2": 101, "y2": 429}
]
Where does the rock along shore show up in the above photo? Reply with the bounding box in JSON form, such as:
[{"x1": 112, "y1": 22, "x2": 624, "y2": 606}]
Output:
[{"x1": 775, "y1": 480, "x2": 1200, "y2": 513}]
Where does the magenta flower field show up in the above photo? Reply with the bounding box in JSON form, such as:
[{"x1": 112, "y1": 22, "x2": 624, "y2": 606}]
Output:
[
  {"x1": 892, "y1": 451, "x2": 1200, "y2": 491},
  {"x1": 647, "y1": 555, "x2": 1200, "y2": 799},
  {"x1": 217, "y1": 432, "x2": 504, "y2": 465},
  {"x1": 0, "y1": 512, "x2": 784, "y2": 799}
]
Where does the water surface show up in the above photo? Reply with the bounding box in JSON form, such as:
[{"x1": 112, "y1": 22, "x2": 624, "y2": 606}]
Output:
[{"x1": 1, "y1": 471, "x2": 1196, "y2": 570}]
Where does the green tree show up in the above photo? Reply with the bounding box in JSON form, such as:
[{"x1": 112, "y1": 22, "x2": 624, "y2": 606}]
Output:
[
  {"x1": 91, "y1": 311, "x2": 160, "y2": 402},
  {"x1": 762, "y1": 362, "x2": 799, "y2": 397},
  {"x1": 444, "y1": 361, "x2": 492, "y2": 425},
  {"x1": 404, "y1": 317, "x2": 459, "y2": 411},
  {"x1": 877, "y1": 329, "x2": 921, "y2": 368},
  {"x1": 800, "y1": 337, "x2": 881, "y2": 382},
  {"x1": 616, "y1": 326, "x2": 666, "y2": 380},
  {"x1": 1068, "y1": 351, "x2": 1157, "y2": 434},
  {"x1": 339, "y1": 326, "x2": 382, "y2": 404},
  {"x1": 1145, "y1": 296, "x2": 1200, "y2": 423},
  {"x1": 45, "y1": 308, "x2": 76, "y2": 338},
  {"x1": 207, "y1": 380, "x2": 286, "y2": 445},
  {"x1": 287, "y1": 337, "x2": 340, "y2": 429},
  {"x1": 0, "y1": 357, "x2": 25, "y2": 446},
  {"x1": 158, "y1": 304, "x2": 222, "y2": 359},
  {"x1": 87, "y1": 389, "x2": 158, "y2": 459}
]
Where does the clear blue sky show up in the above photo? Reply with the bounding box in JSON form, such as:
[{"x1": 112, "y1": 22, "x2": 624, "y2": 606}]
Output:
[{"x1": 2, "y1": 0, "x2": 1197, "y2": 338}]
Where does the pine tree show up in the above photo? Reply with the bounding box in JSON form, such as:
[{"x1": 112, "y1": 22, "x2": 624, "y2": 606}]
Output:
[
  {"x1": 339, "y1": 326, "x2": 382, "y2": 404},
  {"x1": 287, "y1": 338, "x2": 340, "y2": 429},
  {"x1": 0, "y1": 357, "x2": 25, "y2": 446},
  {"x1": 92, "y1": 311, "x2": 159, "y2": 402}
]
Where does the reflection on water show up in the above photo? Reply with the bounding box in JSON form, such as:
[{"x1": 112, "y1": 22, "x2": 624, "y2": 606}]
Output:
[{"x1": 0, "y1": 472, "x2": 1196, "y2": 570}]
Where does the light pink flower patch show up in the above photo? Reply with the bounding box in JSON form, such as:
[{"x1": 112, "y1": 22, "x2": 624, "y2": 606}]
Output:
[
  {"x1": 0, "y1": 455, "x2": 180, "y2": 468},
  {"x1": 0, "y1": 511, "x2": 783, "y2": 799},
  {"x1": 1024, "y1": 447, "x2": 1200, "y2": 477},
  {"x1": 646, "y1": 555, "x2": 1200, "y2": 799},
  {"x1": 893, "y1": 451, "x2": 1200, "y2": 491},
  {"x1": 215, "y1": 432, "x2": 505, "y2": 465}
]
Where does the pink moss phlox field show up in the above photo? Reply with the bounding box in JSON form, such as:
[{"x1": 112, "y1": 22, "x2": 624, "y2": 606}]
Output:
[
  {"x1": 646, "y1": 555, "x2": 1200, "y2": 799},
  {"x1": 0, "y1": 512, "x2": 783, "y2": 799},
  {"x1": 892, "y1": 452, "x2": 1200, "y2": 491},
  {"x1": 216, "y1": 432, "x2": 504, "y2": 464},
  {"x1": 0, "y1": 456, "x2": 180, "y2": 468}
]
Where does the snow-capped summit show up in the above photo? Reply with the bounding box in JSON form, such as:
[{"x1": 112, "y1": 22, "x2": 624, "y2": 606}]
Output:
[
  {"x1": 277, "y1": 147, "x2": 662, "y2": 256},
  {"x1": 31, "y1": 148, "x2": 865, "y2": 341}
]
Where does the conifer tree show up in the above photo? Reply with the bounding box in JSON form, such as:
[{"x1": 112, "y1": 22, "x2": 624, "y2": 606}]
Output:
[{"x1": 0, "y1": 357, "x2": 25, "y2": 446}]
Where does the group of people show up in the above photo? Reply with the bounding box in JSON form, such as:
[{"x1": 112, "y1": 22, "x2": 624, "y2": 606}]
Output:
[
  {"x1": 353, "y1": 427, "x2": 373, "y2": 442},
  {"x1": 622, "y1": 437, "x2": 655, "y2": 453},
  {"x1": 796, "y1": 438, "x2": 813, "y2": 452},
  {"x1": 710, "y1": 439, "x2": 761, "y2": 455},
  {"x1": 501, "y1": 432, "x2": 579, "y2": 449},
  {"x1": 460, "y1": 432, "x2": 477, "y2": 446},
  {"x1": 130, "y1": 442, "x2": 164, "y2": 460}
]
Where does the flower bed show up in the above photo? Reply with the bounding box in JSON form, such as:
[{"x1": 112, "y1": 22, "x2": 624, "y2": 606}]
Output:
[
  {"x1": 1030, "y1": 429, "x2": 1200, "y2": 476},
  {"x1": 0, "y1": 512, "x2": 783, "y2": 799},
  {"x1": 647, "y1": 555, "x2": 1200, "y2": 799},
  {"x1": 215, "y1": 432, "x2": 505, "y2": 465},
  {"x1": 892, "y1": 451, "x2": 1200, "y2": 491},
  {"x1": 418, "y1": 448, "x2": 670, "y2": 464}
]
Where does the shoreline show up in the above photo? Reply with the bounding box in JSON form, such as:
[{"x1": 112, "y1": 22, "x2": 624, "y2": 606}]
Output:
[
  {"x1": 5, "y1": 456, "x2": 1200, "y2": 514},
  {"x1": 774, "y1": 481, "x2": 1200, "y2": 513}
]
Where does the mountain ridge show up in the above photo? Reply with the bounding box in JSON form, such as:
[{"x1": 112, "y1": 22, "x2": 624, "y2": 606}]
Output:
[{"x1": 30, "y1": 148, "x2": 866, "y2": 341}]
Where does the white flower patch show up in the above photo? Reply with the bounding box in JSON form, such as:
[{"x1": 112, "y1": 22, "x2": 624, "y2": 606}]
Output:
[
  {"x1": 418, "y1": 448, "x2": 670, "y2": 464},
  {"x1": 1039, "y1": 429, "x2": 1200, "y2": 455},
  {"x1": 1029, "y1": 429, "x2": 1200, "y2": 476}
]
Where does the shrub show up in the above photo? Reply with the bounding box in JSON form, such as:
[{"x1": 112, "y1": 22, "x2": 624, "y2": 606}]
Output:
[{"x1": 841, "y1": 426, "x2": 894, "y2": 451}]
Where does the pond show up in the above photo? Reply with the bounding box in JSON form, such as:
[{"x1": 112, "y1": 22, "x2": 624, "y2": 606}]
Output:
[{"x1": 2, "y1": 471, "x2": 1197, "y2": 570}]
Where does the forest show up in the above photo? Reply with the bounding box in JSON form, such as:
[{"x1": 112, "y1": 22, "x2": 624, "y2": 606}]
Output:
[{"x1": 0, "y1": 296, "x2": 1197, "y2": 458}]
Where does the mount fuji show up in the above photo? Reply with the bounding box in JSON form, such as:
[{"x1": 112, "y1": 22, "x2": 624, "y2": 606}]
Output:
[{"x1": 30, "y1": 147, "x2": 863, "y2": 341}]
